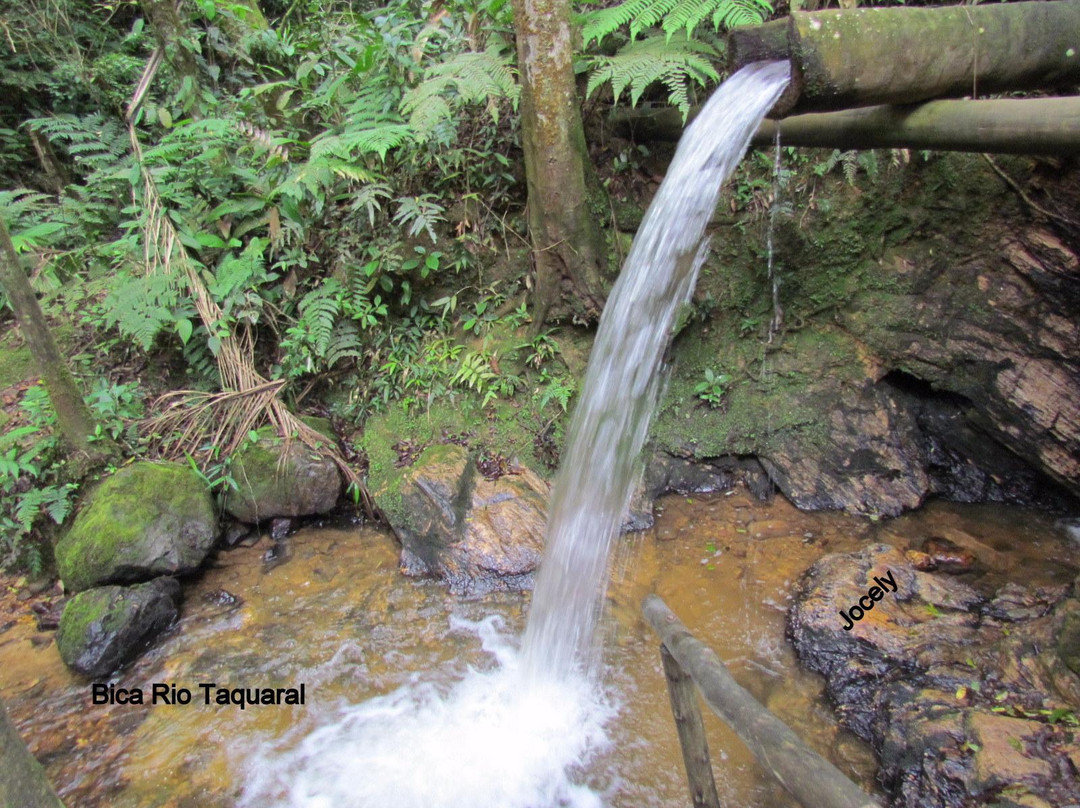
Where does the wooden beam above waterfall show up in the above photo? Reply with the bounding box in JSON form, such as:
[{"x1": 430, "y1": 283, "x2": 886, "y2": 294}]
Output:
[
  {"x1": 728, "y1": 1, "x2": 1080, "y2": 116},
  {"x1": 610, "y1": 97, "x2": 1080, "y2": 157}
]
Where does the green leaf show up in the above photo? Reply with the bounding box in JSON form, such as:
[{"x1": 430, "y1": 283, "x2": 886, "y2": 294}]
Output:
[
  {"x1": 158, "y1": 107, "x2": 173, "y2": 128},
  {"x1": 176, "y1": 318, "x2": 194, "y2": 345}
]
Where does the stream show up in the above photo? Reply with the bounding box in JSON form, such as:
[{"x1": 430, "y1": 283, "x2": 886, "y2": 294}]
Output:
[{"x1": 3, "y1": 488, "x2": 1077, "y2": 807}]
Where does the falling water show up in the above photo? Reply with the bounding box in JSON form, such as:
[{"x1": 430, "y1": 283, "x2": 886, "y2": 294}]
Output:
[
  {"x1": 522, "y1": 60, "x2": 791, "y2": 683},
  {"x1": 239, "y1": 61, "x2": 790, "y2": 808}
]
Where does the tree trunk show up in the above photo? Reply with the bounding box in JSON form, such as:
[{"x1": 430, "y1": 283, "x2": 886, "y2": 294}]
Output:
[
  {"x1": 138, "y1": 0, "x2": 198, "y2": 80},
  {"x1": 28, "y1": 130, "x2": 70, "y2": 196},
  {"x1": 0, "y1": 218, "x2": 110, "y2": 466},
  {"x1": 612, "y1": 97, "x2": 1080, "y2": 157},
  {"x1": 0, "y1": 697, "x2": 66, "y2": 808},
  {"x1": 218, "y1": 0, "x2": 270, "y2": 44},
  {"x1": 729, "y1": 1, "x2": 1080, "y2": 115},
  {"x1": 512, "y1": 0, "x2": 609, "y2": 326}
]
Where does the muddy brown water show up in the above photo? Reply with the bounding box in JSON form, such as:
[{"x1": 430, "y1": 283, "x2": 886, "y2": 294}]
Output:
[{"x1": 1, "y1": 488, "x2": 1077, "y2": 807}]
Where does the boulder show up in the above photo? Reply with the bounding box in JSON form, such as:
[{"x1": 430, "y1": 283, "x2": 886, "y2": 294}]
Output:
[
  {"x1": 224, "y1": 422, "x2": 342, "y2": 523},
  {"x1": 55, "y1": 462, "x2": 218, "y2": 592},
  {"x1": 56, "y1": 578, "x2": 181, "y2": 678},
  {"x1": 374, "y1": 443, "x2": 547, "y2": 596},
  {"x1": 789, "y1": 545, "x2": 1080, "y2": 807}
]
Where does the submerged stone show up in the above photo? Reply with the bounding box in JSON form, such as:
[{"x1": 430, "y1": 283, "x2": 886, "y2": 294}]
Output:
[
  {"x1": 55, "y1": 462, "x2": 218, "y2": 592},
  {"x1": 224, "y1": 422, "x2": 342, "y2": 523},
  {"x1": 56, "y1": 578, "x2": 181, "y2": 678},
  {"x1": 374, "y1": 443, "x2": 547, "y2": 596}
]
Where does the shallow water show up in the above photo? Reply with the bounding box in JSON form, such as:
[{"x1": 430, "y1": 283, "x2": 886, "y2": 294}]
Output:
[{"x1": 2, "y1": 490, "x2": 1077, "y2": 807}]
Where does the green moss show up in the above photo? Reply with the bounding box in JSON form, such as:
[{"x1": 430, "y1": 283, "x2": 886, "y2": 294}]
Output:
[
  {"x1": 56, "y1": 587, "x2": 121, "y2": 655},
  {"x1": 55, "y1": 462, "x2": 215, "y2": 591}
]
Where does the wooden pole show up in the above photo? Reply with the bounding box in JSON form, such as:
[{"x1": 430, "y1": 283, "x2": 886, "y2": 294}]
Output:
[
  {"x1": 643, "y1": 595, "x2": 880, "y2": 808},
  {"x1": 610, "y1": 97, "x2": 1080, "y2": 157},
  {"x1": 752, "y1": 97, "x2": 1080, "y2": 157},
  {"x1": 0, "y1": 697, "x2": 66, "y2": 808},
  {"x1": 660, "y1": 644, "x2": 722, "y2": 808},
  {"x1": 728, "y1": 1, "x2": 1080, "y2": 115}
]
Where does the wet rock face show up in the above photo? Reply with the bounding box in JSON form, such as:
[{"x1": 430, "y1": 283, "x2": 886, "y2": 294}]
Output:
[
  {"x1": 375, "y1": 444, "x2": 548, "y2": 596},
  {"x1": 56, "y1": 578, "x2": 181, "y2": 678},
  {"x1": 625, "y1": 452, "x2": 771, "y2": 530},
  {"x1": 790, "y1": 545, "x2": 1080, "y2": 808},
  {"x1": 55, "y1": 462, "x2": 218, "y2": 592},
  {"x1": 224, "y1": 423, "x2": 342, "y2": 524},
  {"x1": 653, "y1": 155, "x2": 1080, "y2": 517}
]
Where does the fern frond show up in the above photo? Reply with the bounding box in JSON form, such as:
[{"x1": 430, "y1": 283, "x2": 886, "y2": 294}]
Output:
[
  {"x1": 25, "y1": 114, "x2": 129, "y2": 175},
  {"x1": 102, "y1": 272, "x2": 183, "y2": 350},
  {"x1": 585, "y1": 34, "x2": 719, "y2": 119},
  {"x1": 582, "y1": 0, "x2": 655, "y2": 46},
  {"x1": 583, "y1": 0, "x2": 771, "y2": 45},
  {"x1": 325, "y1": 320, "x2": 363, "y2": 368},
  {"x1": 309, "y1": 124, "x2": 413, "y2": 162},
  {"x1": 298, "y1": 279, "x2": 344, "y2": 357},
  {"x1": 401, "y1": 45, "x2": 519, "y2": 142}
]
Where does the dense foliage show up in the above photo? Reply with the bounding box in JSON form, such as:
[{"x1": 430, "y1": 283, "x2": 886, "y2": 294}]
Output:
[{"x1": 0, "y1": 0, "x2": 785, "y2": 569}]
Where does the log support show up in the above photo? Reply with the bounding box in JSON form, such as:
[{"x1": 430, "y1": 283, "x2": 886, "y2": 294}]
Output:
[
  {"x1": 728, "y1": 1, "x2": 1080, "y2": 115},
  {"x1": 611, "y1": 97, "x2": 1080, "y2": 157},
  {"x1": 644, "y1": 595, "x2": 880, "y2": 808}
]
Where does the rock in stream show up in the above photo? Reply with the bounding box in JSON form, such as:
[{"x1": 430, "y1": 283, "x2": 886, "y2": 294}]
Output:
[{"x1": 789, "y1": 544, "x2": 1080, "y2": 808}]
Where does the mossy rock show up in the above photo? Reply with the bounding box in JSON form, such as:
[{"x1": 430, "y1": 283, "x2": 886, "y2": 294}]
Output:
[
  {"x1": 374, "y1": 443, "x2": 548, "y2": 596},
  {"x1": 56, "y1": 577, "x2": 181, "y2": 678},
  {"x1": 224, "y1": 420, "x2": 342, "y2": 523},
  {"x1": 1058, "y1": 606, "x2": 1080, "y2": 677},
  {"x1": 55, "y1": 462, "x2": 218, "y2": 592}
]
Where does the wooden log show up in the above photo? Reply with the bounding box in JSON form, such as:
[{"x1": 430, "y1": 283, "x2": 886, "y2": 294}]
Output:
[
  {"x1": 610, "y1": 97, "x2": 1080, "y2": 156},
  {"x1": 643, "y1": 595, "x2": 881, "y2": 808},
  {"x1": 752, "y1": 97, "x2": 1080, "y2": 157},
  {"x1": 659, "y1": 644, "x2": 722, "y2": 808},
  {"x1": 0, "y1": 697, "x2": 66, "y2": 808},
  {"x1": 728, "y1": 1, "x2": 1080, "y2": 114}
]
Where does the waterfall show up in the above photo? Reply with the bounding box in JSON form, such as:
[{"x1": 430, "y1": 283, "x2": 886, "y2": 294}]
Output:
[
  {"x1": 522, "y1": 60, "x2": 791, "y2": 684},
  {"x1": 241, "y1": 60, "x2": 791, "y2": 808}
]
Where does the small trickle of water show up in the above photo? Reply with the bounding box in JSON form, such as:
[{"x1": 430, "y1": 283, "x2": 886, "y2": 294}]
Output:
[
  {"x1": 522, "y1": 60, "x2": 791, "y2": 683},
  {"x1": 766, "y1": 127, "x2": 783, "y2": 344}
]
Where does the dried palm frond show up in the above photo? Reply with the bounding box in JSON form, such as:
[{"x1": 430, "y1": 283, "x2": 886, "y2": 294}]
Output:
[{"x1": 124, "y1": 60, "x2": 373, "y2": 515}]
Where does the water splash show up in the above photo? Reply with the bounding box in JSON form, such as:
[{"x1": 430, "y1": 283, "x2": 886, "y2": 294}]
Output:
[
  {"x1": 239, "y1": 616, "x2": 617, "y2": 808},
  {"x1": 522, "y1": 61, "x2": 791, "y2": 684}
]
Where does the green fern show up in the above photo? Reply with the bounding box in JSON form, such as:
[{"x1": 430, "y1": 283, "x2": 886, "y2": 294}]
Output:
[
  {"x1": 585, "y1": 34, "x2": 719, "y2": 118},
  {"x1": 297, "y1": 279, "x2": 344, "y2": 357},
  {"x1": 309, "y1": 87, "x2": 413, "y2": 162},
  {"x1": 582, "y1": 0, "x2": 771, "y2": 46},
  {"x1": 401, "y1": 44, "x2": 519, "y2": 142},
  {"x1": 102, "y1": 271, "x2": 183, "y2": 350},
  {"x1": 25, "y1": 113, "x2": 129, "y2": 176},
  {"x1": 325, "y1": 320, "x2": 364, "y2": 367},
  {"x1": 393, "y1": 194, "x2": 446, "y2": 243},
  {"x1": 13, "y1": 484, "x2": 76, "y2": 533}
]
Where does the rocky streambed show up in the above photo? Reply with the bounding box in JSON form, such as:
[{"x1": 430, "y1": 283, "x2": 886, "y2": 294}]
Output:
[{"x1": 2, "y1": 486, "x2": 1078, "y2": 807}]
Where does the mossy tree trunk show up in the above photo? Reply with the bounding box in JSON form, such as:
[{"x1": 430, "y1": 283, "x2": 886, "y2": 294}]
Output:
[
  {"x1": 512, "y1": 0, "x2": 609, "y2": 327},
  {"x1": 218, "y1": 0, "x2": 270, "y2": 44},
  {"x1": 0, "y1": 218, "x2": 111, "y2": 467},
  {"x1": 0, "y1": 696, "x2": 66, "y2": 808},
  {"x1": 138, "y1": 0, "x2": 198, "y2": 80}
]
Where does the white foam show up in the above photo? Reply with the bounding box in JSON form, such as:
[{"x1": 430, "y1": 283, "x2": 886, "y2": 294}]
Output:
[{"x1": 239, "y1": 616, "x2": 616, "y2": 808}]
